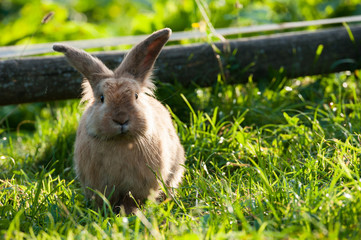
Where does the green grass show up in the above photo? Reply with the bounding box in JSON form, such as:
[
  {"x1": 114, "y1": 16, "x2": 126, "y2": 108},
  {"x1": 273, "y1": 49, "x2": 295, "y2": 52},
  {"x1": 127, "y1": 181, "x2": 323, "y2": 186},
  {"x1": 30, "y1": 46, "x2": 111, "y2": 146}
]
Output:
[{"x1": 1, "y1": 71, "x2": 361, "y2": 239}]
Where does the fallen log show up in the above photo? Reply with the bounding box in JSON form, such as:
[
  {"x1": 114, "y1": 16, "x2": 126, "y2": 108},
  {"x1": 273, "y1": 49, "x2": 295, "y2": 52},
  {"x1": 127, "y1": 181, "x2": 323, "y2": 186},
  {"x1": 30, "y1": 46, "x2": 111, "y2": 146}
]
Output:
[{"x1": 1, "y1": 25, "x2": 361, "y2": 105}]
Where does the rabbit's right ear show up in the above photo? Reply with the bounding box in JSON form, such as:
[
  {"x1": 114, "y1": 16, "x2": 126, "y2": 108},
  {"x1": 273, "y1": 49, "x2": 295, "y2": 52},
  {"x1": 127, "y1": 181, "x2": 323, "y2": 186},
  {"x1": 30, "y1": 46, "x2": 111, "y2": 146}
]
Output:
[
  {"x1": 114, "y1": 28, "x2": 171, "y2": 85},
  {"x1": 53, "y1": 44, "x2": 113, "y2": 88}
]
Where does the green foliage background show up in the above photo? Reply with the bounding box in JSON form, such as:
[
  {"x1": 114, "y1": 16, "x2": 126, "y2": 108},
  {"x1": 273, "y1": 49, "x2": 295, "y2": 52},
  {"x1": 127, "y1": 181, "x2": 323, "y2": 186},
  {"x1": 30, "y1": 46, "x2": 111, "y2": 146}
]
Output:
[{"x1": 1, "y1": 0, "x2": 361, "y2": 46}]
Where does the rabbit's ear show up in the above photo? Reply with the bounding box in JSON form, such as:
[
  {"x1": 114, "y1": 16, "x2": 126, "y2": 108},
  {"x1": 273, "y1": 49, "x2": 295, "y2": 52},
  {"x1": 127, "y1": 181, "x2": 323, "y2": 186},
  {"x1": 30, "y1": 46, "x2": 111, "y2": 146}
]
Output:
[
  {"x1": 53, "y1": 44, "x2": 113, "y2": 88},
  {"x1": 114, "y1": 28, "x2": 171, "y2": 84}
]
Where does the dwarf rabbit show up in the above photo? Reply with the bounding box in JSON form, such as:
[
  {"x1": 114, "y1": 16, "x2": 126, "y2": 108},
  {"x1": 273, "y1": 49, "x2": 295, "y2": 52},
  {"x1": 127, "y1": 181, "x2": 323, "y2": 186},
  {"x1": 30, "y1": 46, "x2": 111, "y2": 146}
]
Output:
[{"x1": 53, "y1": 28, "x2": 185, "y2": 214}]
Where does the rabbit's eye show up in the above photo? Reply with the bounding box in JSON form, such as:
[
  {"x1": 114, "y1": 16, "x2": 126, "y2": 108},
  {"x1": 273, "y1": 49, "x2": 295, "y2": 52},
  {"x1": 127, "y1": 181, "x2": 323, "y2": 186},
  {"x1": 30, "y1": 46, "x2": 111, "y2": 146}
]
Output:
[
  {"x1": 100, "y1": 95, "x2": 104, "y2": 103},
  {"x1": 135, "y1": 93, "x2": 138, "y2": 99}
]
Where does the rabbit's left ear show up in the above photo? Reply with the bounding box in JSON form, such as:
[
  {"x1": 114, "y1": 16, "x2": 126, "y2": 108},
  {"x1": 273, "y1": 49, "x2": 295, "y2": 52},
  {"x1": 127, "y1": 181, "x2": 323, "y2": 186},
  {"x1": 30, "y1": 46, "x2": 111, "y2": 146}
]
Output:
[
  {"x1": 114, "y1": 28, "x2": 171, "y2": 83},
  {"x1": 53, "y1": 44, "x2": 113, "y2": 89}
]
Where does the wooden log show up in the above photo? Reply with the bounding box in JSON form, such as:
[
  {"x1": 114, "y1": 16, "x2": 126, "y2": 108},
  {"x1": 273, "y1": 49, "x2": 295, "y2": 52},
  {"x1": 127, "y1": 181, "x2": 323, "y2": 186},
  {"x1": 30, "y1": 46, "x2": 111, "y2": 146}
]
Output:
[{"x1": 1, "y1": 25, "x2": 361, "y2": 106}]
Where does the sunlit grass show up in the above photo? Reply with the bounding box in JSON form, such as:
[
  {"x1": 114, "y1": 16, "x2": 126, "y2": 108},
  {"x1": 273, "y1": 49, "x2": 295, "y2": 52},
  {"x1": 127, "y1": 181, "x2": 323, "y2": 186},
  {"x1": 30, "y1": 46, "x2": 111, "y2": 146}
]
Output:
[{"x1": 1, "y1": 71, "x2": 361, "y2": 239}]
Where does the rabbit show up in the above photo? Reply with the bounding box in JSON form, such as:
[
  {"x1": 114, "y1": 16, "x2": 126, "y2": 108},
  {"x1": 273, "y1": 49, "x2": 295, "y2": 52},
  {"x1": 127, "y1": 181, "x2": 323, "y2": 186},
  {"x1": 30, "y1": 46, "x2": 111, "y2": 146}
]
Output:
[{"x1": 53, "y1": 28, "x2": 185, "y2": 214}]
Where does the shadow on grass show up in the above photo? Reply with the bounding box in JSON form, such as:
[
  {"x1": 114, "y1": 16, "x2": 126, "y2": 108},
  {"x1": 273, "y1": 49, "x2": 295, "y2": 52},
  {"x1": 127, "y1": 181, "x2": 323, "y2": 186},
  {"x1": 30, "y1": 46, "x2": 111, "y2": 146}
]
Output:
[
  {"x1": 0, "y1": 100, "x2": 80, "y2": 181},
  {"x1": 35, "y1": 131, "x2": 77, "y2": 180}
]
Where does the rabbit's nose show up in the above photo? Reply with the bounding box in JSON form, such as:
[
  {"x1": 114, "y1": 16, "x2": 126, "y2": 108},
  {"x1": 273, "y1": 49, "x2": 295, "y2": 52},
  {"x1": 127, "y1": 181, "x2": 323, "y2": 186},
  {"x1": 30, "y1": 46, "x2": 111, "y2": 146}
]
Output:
[
  {"x1": 113, "y1": 119, "x2": 129, "y2": 126},
  {"x1": 113, "y1": 118, "x2": 129, "y2": 133},
  {"x1": 112, "y1": 111, "x2": 129, "y2": 125}
]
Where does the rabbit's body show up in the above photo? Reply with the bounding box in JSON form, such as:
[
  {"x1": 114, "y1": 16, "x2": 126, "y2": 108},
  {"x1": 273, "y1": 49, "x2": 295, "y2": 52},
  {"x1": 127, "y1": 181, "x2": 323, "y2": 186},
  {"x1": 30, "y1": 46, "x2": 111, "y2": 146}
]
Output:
[
  {"x1": 75, "y1": 90, "x2": 184, "y2": 208},
  {"x1": 54, "y1": 29, "x2": 185, "y2": 213}
]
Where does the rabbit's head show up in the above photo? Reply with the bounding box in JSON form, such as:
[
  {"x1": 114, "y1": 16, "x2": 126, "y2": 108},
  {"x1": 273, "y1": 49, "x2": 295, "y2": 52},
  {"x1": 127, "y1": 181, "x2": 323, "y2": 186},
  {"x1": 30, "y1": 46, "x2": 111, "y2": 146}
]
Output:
[{"x1": 53, "y1": 29, "x2": 171, "y2": 140}]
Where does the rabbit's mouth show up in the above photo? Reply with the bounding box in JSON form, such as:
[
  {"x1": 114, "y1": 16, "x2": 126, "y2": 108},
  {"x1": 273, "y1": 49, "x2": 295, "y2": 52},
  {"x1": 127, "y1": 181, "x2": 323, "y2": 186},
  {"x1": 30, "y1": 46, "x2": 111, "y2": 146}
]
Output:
[
  {"x1": 85, "y1": 119, "x2": 132, "y2": 140},
  {"x1": 88, "y1": 131, "x2": 133, "y2": 141},
  {"x1": 87, "y1": 123, "x2": 133, "y2": 141}
]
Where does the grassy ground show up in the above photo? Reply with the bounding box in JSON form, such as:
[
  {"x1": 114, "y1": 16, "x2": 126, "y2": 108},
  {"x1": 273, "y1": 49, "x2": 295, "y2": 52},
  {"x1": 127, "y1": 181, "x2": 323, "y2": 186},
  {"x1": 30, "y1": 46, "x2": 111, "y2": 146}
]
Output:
[{"x1": 1, "y1": 71, "x2": 361, "y2": 239}]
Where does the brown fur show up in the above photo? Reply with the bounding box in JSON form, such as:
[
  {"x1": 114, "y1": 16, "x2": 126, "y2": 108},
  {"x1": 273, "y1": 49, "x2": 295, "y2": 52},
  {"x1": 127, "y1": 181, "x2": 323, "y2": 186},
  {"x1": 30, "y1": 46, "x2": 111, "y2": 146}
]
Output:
[{"x1": 53, "y1": 29, "x2": 185, "y2": 214}]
